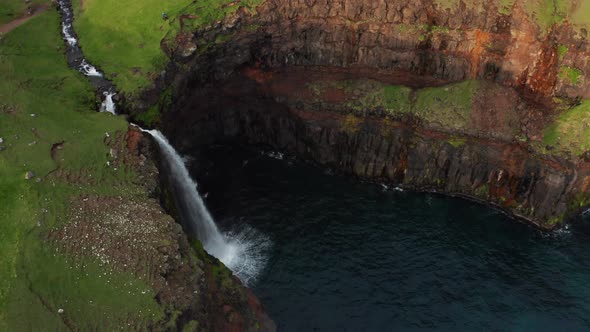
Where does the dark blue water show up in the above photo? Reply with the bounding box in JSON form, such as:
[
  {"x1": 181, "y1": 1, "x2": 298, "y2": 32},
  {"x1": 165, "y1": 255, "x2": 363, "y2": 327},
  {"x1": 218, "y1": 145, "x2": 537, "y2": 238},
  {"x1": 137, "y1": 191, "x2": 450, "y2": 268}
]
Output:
[{"x1": 197, "y1": 145, "x2": 590, "y2": 332}]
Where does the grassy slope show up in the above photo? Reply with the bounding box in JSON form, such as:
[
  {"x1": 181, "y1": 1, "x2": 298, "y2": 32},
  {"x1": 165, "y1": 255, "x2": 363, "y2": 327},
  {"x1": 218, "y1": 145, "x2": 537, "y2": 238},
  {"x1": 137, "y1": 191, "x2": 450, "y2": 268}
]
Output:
[
  {"x1": 311, "y1": 79, "x2": 479, "y2": 133},
  {"x1": 71, "y1": 0, "x2": 193, "y2": 93},
  {"x1": 543, "y1": 100, "x2": 590, "y2": 156},
  {"x1": 0, "y1": 0, "x2": 47, "y2": 25},
  {"x1": 0, "y1": 12, "x2": 165, "y2": 330},
  {"x1": 72, "y1": 0, "x2": 263, "y2": 95}
]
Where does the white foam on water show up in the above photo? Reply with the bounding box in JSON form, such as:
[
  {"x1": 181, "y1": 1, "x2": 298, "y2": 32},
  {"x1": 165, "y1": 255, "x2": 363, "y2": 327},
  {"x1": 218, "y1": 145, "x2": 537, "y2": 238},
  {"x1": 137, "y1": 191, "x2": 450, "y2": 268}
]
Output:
[
  {"x1": 263, "y1": 151, "x2": 285, "y2": 160},
  {"x1": 61, "y1": 23, "x2": 77, "y2": 46},
  {"x1": 100, "y1": 92, "x2": 116, "y2": 115},
  {"x1": 80, "y1": 59, "x2": 103, "y2": 77}
]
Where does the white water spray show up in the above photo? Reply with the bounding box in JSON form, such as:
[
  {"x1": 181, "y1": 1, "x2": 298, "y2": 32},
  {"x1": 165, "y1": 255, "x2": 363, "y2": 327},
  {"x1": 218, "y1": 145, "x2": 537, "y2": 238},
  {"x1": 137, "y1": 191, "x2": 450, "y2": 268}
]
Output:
[
  {"x1": 80, "y1": 59, "x2": 103, "y2": 77},
  {"x1": 137, "y1": 127, "x2": 269, "y2": 284},
  {"x1": 100, "y1": 92, "x2": 116, "y2": 115},
  {"x1": 61, "y1": 23, "x2": 77, "y2": 46}
]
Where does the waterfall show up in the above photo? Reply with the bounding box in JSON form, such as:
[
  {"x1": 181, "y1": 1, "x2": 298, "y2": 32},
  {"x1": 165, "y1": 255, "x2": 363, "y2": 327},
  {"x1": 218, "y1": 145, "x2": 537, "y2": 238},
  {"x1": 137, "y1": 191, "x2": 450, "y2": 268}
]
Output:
[
  {"x1": 137, "y1": 127, "x2": 269, "y2": 284},
  {"x1": 57, "y1": 0, "x2": 116, "y2": 115},
  {"x1": 56, "y1": 0, "x2": 267, "y2": 283},
  {"x1": 99, "y1": 92, "x2": 116, "y2": 115}
]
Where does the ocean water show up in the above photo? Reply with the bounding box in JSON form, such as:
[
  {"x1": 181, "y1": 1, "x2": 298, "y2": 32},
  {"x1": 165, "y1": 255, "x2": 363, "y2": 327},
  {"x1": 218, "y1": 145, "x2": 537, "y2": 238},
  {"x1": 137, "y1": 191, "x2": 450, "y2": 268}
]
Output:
[{"x1": 196, "y1": 145, "x2": 590, "y2": 332}]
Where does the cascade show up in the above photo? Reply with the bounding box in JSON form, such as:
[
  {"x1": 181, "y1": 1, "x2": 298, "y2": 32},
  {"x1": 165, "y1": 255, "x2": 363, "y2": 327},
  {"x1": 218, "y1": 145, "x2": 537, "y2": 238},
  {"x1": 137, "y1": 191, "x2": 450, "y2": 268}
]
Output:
[
  {"x1": 56, "y1": 0, "x2": 268, "y2": 284},
  {"x1": 57, "y1": 0, "x2": 116, "y2": 114},
  {"x1": 136, "y1": 126, "x2": 269, "y2": 284}
]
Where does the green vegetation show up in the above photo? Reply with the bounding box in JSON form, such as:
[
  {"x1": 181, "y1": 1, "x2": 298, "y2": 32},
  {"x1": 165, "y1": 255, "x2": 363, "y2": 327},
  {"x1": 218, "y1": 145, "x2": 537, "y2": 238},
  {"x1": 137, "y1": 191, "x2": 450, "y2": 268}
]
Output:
[
  {"x1": 134, "y1": 87, "x2": 173, "y2": 126},
  {"x1": 0, "y1": 0, "x2": 47, "y2": 25},
  {"x1": 136, "y1": 105, "x2": 162, "y2": 126},
  {"x1": 414, "y1": 80, "x2": 479, "y2": 131},
  {"x1": 557, "y1": 44, "x2": 569, "y2": 60},
  {"x1": 433, "y1": 0, "x2": 590, "y2": 35},
  {"x1": 383, "y1": 85, "x2": 413, "y2": 113},
  {"x1": 447, "y1": 137, "x2": 467, "y2": 147},
  {"x1": 524, "y1": 0, "x2": 568, "y2": 32},
  {"x1": 341, "y1": 114, "x2": 363, "y2": 133},
  {"x1": 543, "y1": 100, "x2": 590, "y2": 155},
  {"x1": 0, "y1": 12, "x2": 167, "y2": 329},
  {"x1": 72, "y1": 0, "x2": 264, "y2": 95},
  {"x1": 310, "y1": 78, "x2": 480, "y2": 133},
  {"x1": 431, "y1": 25, "x2": 450, "y2": 34},
  {"x1": 559, "y1": 66, "x2": 583, "y2": 85},
  {"x1": 499, "y1": 0, "x2": 516, "y2": 15},
  {"x1": 350, "y1": 83, "x2": 413, "y2": 115}
]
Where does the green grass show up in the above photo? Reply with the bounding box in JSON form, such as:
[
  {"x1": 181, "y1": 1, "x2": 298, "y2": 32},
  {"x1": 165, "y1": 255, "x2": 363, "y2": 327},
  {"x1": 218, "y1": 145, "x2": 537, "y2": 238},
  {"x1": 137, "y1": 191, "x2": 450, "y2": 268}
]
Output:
[
  {"x1": 447, "y1": 137, "x2": 467, "y2": 147},
  {"x1": 525, "y1": 0, "x2": 569, "y2": 32},
  {"x1": 309, "y1": 79, "x2": 479, "y2": 131},
  {"x1": 499, "y1": 0, "x2": 516, "y2": 15},
  {"x1": 382, "y1": 85, "x2": 413, "y2": 114},
  {"x1": 543, "y1": 100, "x2": 590, "y2": 155},
  {"x1": 557, "y1": 44, "x2": 569, "y2": 60},
  {"x1": 0, "y1": 12, "x2": 167, "y2": 329},
  {"x1": 0, "y1": 0, "x2": 47, "y2": 25},
  {"x1": 71, "y1": 0, "x2": 193, "y2": 94},
  {"x1": 414, "y1": 80, "x2": 479, "y2": 131},
  {"x1": 72, "y1": 0, "x2": 264, "y2": 95},
  {"x1": 559, "y1": 66, "x2": 583, "y2": 84}
]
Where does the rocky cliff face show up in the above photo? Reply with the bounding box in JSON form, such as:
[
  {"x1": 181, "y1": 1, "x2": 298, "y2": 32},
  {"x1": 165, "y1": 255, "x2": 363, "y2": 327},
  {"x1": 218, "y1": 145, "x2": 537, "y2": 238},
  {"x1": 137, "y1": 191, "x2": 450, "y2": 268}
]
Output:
[
  {"x1": 252, "y1": 0, "x2": 590, "y2": 102},
  {"x1": 133, "y1": 0, "x2": 590, "y2": 231},
  {"x1": 159, "y1": 69, "x2": 589, "y2": 230}
]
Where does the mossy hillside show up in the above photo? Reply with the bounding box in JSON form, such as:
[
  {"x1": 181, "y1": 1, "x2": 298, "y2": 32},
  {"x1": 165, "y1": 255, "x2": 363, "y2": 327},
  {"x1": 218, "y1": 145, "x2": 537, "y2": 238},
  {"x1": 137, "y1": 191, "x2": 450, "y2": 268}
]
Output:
[
  {"x1": 543, "y1": 99, "x2": 590, "y2": 156},
  {"x1": 414, "y1": 80, "x2": 480, "y2": 131},
  {"x1": 0, "y1": 0, "x2": 47, "y2": 25},
  {"x1": 346, "y1": 81, "x2": 412, "y2": 115},
  {"x1": 72, "y1": 0, "x2": 264, "y2": 95},
  {"x1": 311, "y1": 79, "x2": 481, "y2": 133},
  {"x1": 0, "y1": 12, "x2": 167, "y2": 329},
  {"x1": 559, "y1": 66, "x2": 583, "y2": 85}
]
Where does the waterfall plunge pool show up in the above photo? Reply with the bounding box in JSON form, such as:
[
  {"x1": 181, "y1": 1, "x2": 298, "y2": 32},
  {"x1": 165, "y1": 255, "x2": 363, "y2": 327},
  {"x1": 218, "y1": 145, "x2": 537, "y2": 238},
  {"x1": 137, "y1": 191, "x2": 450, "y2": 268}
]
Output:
[{"x1": 192, "y1": 143, "x2": 590, "y2": 331}]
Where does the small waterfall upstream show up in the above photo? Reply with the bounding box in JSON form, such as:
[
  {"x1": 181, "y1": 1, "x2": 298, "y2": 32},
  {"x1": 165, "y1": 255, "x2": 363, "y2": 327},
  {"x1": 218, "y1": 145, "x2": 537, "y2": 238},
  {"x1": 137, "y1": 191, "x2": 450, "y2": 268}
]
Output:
[
  {"x1": 56, "y1": 0, "x2": 267, "y2": 284},
  {"x1": 138, "y1": 127, "x2": 269, "y2": 285},
  {"x1": 57, "y1": 0, "x2": 116, "y2": 114}
]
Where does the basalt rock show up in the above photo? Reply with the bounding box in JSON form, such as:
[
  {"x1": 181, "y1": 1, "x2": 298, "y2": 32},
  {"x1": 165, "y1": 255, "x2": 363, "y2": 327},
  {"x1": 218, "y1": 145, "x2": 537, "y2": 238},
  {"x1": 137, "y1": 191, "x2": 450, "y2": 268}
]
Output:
[
  {"x1": 133, "y1": 0, "x2": 590, "y2": 232},
  {"x1": 158, "y1": 68, "x2": 590, "y2": 230}
]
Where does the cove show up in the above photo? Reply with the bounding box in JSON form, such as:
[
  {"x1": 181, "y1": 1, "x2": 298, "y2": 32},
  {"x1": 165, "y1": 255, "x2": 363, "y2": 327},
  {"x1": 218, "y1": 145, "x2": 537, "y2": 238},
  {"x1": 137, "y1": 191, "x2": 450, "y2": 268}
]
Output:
[{"x1": 196, "y1": 144, "x2": 590, "y2": 331}]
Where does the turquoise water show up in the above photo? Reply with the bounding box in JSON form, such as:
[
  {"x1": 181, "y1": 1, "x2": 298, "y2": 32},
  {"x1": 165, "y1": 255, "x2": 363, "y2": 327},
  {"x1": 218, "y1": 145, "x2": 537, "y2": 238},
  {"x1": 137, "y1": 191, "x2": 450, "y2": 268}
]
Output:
[{"x1": 197, "y1": 145, "x2": 590, "y2": 331}]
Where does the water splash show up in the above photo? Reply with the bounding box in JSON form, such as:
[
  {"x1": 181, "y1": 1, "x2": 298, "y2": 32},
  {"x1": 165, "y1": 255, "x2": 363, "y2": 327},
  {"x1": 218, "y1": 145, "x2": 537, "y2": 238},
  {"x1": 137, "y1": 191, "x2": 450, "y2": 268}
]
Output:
[
  {"x1": 61, "y1": 22, "x2": 77, "y2": 46},
  {"x1": 80, "y1": 59, "x2": 103, "y2": 77},
  {"x1": 136, "y1": 126, "x2": 268, "y2": 284},
  {"x1": 100, "y1": 92, "x2": 116, "y2": 115}
]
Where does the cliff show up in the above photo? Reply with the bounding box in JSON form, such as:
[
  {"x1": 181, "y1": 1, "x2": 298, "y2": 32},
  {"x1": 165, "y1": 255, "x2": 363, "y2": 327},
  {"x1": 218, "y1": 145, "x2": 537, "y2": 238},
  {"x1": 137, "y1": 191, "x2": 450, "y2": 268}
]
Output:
[{"x1": 138, "y1": 0, "x2": 590, "y2": 229}]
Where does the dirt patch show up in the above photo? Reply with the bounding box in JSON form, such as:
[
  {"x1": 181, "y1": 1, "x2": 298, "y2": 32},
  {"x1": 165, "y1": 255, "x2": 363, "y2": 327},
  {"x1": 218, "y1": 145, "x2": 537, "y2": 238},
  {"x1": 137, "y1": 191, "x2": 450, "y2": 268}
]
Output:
[
  {"x1": 470, "y1": 81, "x2": 521, "y2": 140},
  {"x1": 0, "y1": 103, "x2": 19, "y2": 115},
  {"x1": 0, "y1": 3, "x2": 50, "y2": 34}
]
